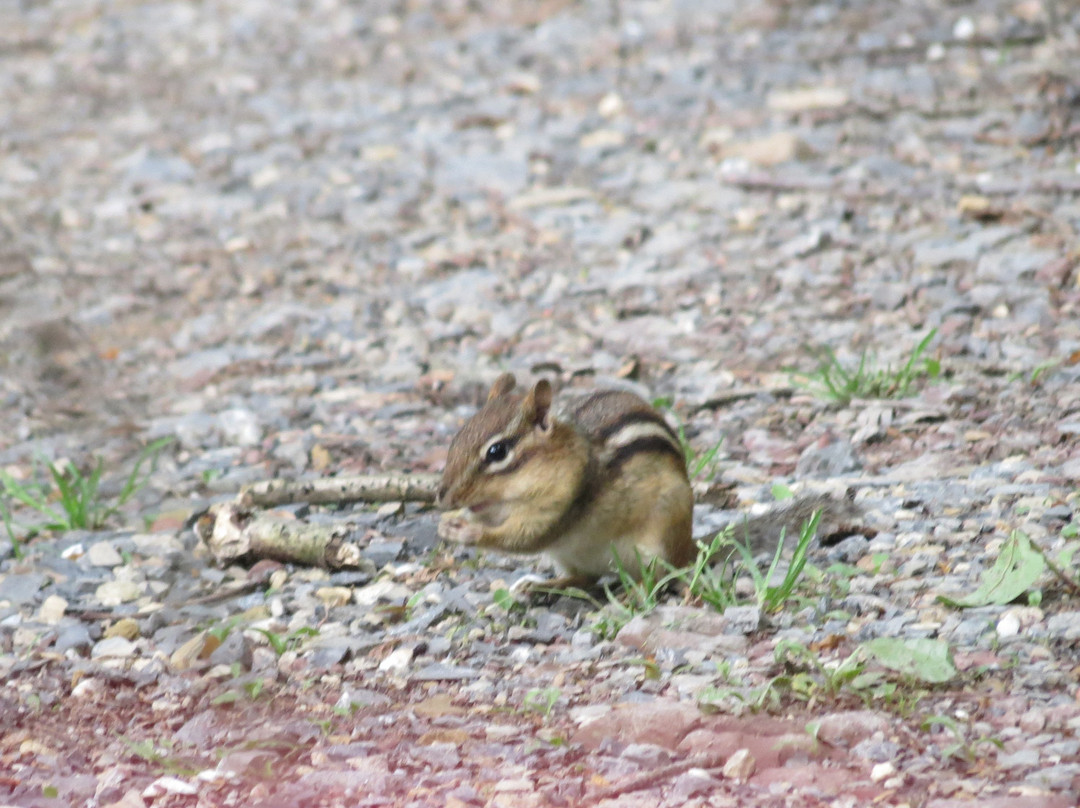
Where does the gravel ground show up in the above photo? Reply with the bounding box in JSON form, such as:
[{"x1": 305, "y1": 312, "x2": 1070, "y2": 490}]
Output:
[{"x1": 1, "y1": 0, "x2": 1080, "y2": 806}]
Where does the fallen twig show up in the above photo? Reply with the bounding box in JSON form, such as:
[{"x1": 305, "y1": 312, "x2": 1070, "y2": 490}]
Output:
[
  {"x1": 241, "y1": 471, "x2": 733, "y2": 510},
  {"x1": 1027, "y1": 536, "x2": 1080, "y2": 598},
  {"x1": 239, "y1": 472, "x2": 441, "y2": 508},
  {"x1": 70, "y1": 581, "x2": 265, "y2": 621},
  {"x1": 695, "y1": 385, "x2": 795, "y2": 410},
  {"x1": 194, "y1": 468, "x2": 742, "y2": 570},
  {"x1": 723, "y1": 170, "x2": 1080, "y2": 203},
  {"x1": 195, "y1": 502, "x2": 365, "y2": 569},
  {"x1": 586, "y1": 753, "x2": 728, "y2": 801}
]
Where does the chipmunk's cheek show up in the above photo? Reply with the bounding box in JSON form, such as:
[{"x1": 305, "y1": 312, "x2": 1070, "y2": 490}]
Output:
[{"x1": 470, "y1": 502, "x2": 510, "y2": 528}]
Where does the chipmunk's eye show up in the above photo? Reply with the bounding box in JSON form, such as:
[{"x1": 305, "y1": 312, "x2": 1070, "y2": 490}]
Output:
[{"x1": 483, "y1": 440, "x2": 512, "y2": 464}]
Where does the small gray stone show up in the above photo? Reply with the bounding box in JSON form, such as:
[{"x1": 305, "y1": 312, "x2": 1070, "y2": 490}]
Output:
[
  {"x1": 217, "y1": 408, "x2": 262, "y2": 447},
  {"x1": 411, "y1": 663, "x2": 481, "y2": 681},
  {"x1": 723, "y1": 605, "x2": 762, "y2": 635},
  {"x1": 571, "y1": 628, "x2": 598, "y2": 649},
  {"x1": 353, "y1": 579, "x2": 412, "y2": 607},
  {"x1": 0, "y1": 573, "x2": 48, "y2": 606},
  {"x1": 996, "y1": 748, "x2": 1040, "y2": 769},
  {"x1": 816, "y1": 710, "x2": 890, "y2": 748},
  {"x1": 131, "y1": 533, "x2": 185, "y2": 556},
  {"x1": 1061, "y1": 457, "x2": 1080, "y2": 481},
  {"x1": 1012, "y1": 110, "x2": 1051, "y2": 144},
  {"x1": 621, "y1": 743, "x2": 671, "y2": 767},
  {"x1": 424, "y1": 636, "x2": 452, "y2": 656},
  {"x1": 1027, "y1": 763, "x2": 1080, "y2": 791},
  {"x1": 207, "y1": 630, "x2": 253, "y2": 670},
  {"x1": 911, "y1": 226, "x2": 1016, "y2": 268},
  {"x1": 669, "y1": 769, "x2": 721, "y2": 802},
  {"x1": 391, "y1": 602, "x2": 450, "y2": 635},
  {"x1": 328, "y1": 570, "x2": 375, "y2": 588},
  {"x1": 54, "y1": 623, "x2": 93, "y2": 654},
  {"x1": 336, "y1": 688, "x2": 392, "y2": 710},
  {"x1": 796, "y1": 439, "x2": 860, "y2": 478},
  {"x1": 307, "y1": 638, "x2": 355, "y2": 668},
  {"x1": 363, "y1": 539, "x2": 405, "y2": 566},
  {"x1": 92, "y1": 636, "x2": 137, "y2": 659},
  {"x1": 1046, "y1": 612, "x2": 1080, "y2": 640},
  {"x1": 975, "y1": 250, "x2": 1055, "y2": 284},
  {"x1": 527, "y1": 610, "x2": 569, "y2": 644},
  {"x1": 168, "y1": 412, "x2": 219, "y2": 450},
  {"x1": 949, "y1": 616, "x2": 993, "y2": 645},
  {"x1": 123, "y1": 149, "x2": 195, "y2": 184},
  {"x1": 852, "y1": 738, "x2": 902, "y2": 762}
]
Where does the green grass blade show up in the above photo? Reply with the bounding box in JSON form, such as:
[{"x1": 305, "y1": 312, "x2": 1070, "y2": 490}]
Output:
[
  {"x1": 1, "y1": 471, "x2": 52, "y2": 512},
  {"x1": 1, "y1": 469, "x2": 67, "y2": 529},
  {"x1": 762, "y1": 511, "x2": 819, "y2": 610},
  {"x1": 85, "y1": 459, "x2": 107, "y2": 528},
  {"x1": 48, "y1": 461, "x2": 87, "y2": 529},
  {"x1": 116, "y1": 437, "x2": 175, "y2": 508},
  {"x1": 0, "y1": 498, "x2": 24, "y2": 559}
]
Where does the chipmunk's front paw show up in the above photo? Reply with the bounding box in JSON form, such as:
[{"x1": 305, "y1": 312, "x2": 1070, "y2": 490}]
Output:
[
  {"x1": 438, "y1": 510, "x2": 484, "y2": 545},
  {"x1": 507, "y1": 573, "x2": 550, "y2": 597}
]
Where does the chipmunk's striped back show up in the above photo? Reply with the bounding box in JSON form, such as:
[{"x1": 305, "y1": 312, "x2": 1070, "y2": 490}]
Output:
[{"x1": 557, "y1": 389, "x2": 686, "y2": 476}]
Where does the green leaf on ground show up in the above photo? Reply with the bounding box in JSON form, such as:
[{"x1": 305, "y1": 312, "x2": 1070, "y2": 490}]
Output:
[
  {"x1": 771, "y1": 483, "x2": 794, "y2": 501},
  {"x1": 861, "y1": 637, "x2": 957, "y2": 683},
  {"x1": 937, "y1": 531, "x2": 1044, "y2": 609}
]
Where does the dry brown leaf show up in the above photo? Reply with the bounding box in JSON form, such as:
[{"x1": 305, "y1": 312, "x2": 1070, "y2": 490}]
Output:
[
  {"x1": 414, "y1": 693, "x2": 465, "y2": 719},
  {"x1": 417, "y1": 728, "x2": 470, "y2": 745}
]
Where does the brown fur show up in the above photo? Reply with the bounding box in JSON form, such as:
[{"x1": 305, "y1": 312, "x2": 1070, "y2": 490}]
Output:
[{"x1": 437, "y1": 375, "x2": 695, "y2": 583}]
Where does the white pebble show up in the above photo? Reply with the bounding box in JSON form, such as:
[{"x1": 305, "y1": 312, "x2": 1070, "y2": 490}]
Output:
[
  {"x1": 871, "y1": 761, "x2": 897, "y2": 782},
  {"x1": 996, "y1": 611, "x2": 1020, "y2": 638},
  {"x1": 217, "y1": 408, "x2": 261, "y2": 447},
  {"x1": 953, "y1": 16, "x2": 975, "y2": 40},
  {"x1": 60, "y1": 543, "x2": 85, "y2": 560},
  {"x1": 38, "y1": 595, "x2": 68, "y2": 625},
  {"x1": 87, "y1": 541, "x2": 124, "y2": 567},
  {"x1": 597, "y1": 92, "x2": 624, "y2": 118},
  {"x1": 378, "y1": 646, "x2": 414, "y2": 673},
  {"x1": 92, "y1": 637, "x2": 137, "y2": 659},
  {"x1": 143, "y1": 776, "x2": 198, "y2": 797}
]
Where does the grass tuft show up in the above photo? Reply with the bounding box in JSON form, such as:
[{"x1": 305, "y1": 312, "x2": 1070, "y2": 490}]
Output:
[
  {"x1": 793, "y1": 329, "x2": 940, "y2": 405},
  {"x1": 590, "y1": 511, "x2": 822, "y2": 638},
  {"x1": 0, "y1": 437, "x2": 173, "y2": 555}
]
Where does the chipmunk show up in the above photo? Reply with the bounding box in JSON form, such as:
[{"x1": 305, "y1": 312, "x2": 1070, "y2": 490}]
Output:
[{"x1": 437, "y1": 374, "x2": 862, "y2": 590}]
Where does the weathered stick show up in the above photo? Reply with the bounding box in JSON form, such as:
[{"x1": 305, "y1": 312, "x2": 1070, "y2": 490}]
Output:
[
  {"x1": 196, "y1": 503, "x2": 365, "y2": 569},
  {"x1": 238, "y1": 473, "x2": 441, "y2": 508},
  {"x1": 238, "y1": 471, "x2": 734, "y2": 509},
  {"x1": 194, "y1": 473, "x2": 739, "y2": 571},
  {"x1": 585, "y1": 753, "x2": 729, "y2": 802},
  {"x1": 695, "y1": 386, "x2": 794, "y2": 410}
]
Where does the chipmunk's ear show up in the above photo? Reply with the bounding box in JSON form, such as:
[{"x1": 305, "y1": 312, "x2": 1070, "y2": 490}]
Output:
[
  {"x1": 487, "y1": 373, "x2": 517, "y2": 402},
  {"x1": 522, "y1": 379, "x2": 553, "y2": 431}
]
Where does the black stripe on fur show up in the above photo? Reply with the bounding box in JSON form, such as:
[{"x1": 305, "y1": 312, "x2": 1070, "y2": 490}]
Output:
[
  {"x1": 598, "y1": 410, "x2": 680, "y2": 445},
  {"x1": 606, "y1": 436, "x2": 686, "y2": 472}
]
